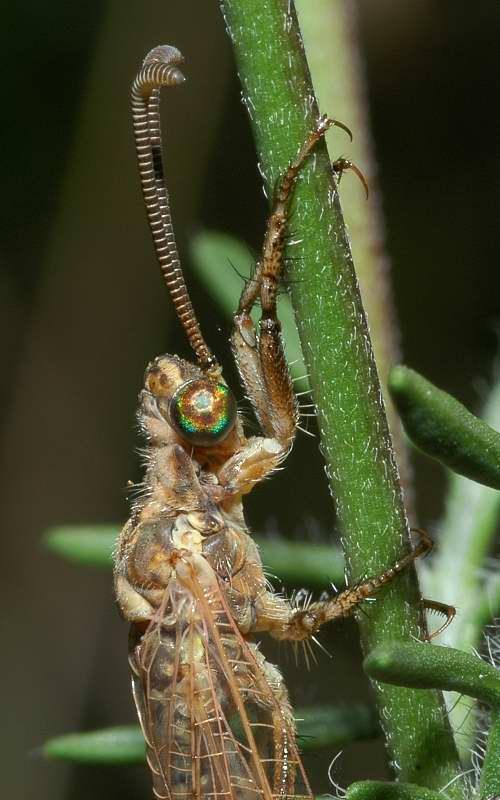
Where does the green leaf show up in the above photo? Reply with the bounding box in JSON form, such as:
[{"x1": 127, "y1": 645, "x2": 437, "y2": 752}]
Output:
[
  {"x1": 42, "y1": 704, "x2": 377, "y2": 763},
  {"x1": 256, "y1": 538, "x2": 344, "y2": 588},
  {"x1": 43, "y1": 725, "x2": 145, "y2": 764},
  {"x1": 43, "y1": 525, "x2": 345, "y2": 588},
  {"x1": 419, "y1": 370, "x2": 500, "y2": 757},
  {"x1": 296, "y1": 704, "x2": 378, "y2": 750},
  {"x1": 364, "y1": 641, "x2": 500, "y2": 706},
  {"x1": 43, "y1": 525, "x2": 117, "y2": 567},
  {"x1": 389, "y1": 365, "x2": 500, "y2": 489},
  {"x1": 190, "y1": 231, "x2": 252, "y2": 320},
  {"x1": 346, "y1": 781, "x2": 446, "y2": 800},
  {"x1": 190, "y1": 231, "x2": 309, "y2": 389}
]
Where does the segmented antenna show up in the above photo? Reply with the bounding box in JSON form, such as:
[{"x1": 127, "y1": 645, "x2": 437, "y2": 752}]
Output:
[{"x1": 132, "y1": 45, "x2": 219, "y2": 374}]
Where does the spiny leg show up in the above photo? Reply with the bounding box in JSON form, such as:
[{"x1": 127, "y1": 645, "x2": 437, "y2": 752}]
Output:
[
  {"x1": 245, "y1": 647, "x2": 302, "y2": 799},
  {"x1": 231, "y1": 115, "x2": 333, "y2": 447},
  {"x1": 264, "y1": 664, "x2": 300, "y2": 798},
  {"x1": 281, "y1": 529, "x2": 433, "y2": 640},
  {"x1": 237, "y1": 114, "x2": 333, "y2": 317},
  {"x1": 253, "y1": 529, "x2": 455, "y2": 643}
]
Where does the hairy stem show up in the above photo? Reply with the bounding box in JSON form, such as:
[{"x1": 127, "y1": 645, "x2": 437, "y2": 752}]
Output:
[
  {"x1": 295, "y1": 0, "x2": 412, "y2": 502},
  {"x1": 219, "y1": 0, "x2": 462, "y2": 792}
]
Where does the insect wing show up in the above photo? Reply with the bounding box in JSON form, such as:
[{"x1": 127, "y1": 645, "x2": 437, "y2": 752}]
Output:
[{"x1": 129, "y1": 566, "x2": 312, "y2": 800}]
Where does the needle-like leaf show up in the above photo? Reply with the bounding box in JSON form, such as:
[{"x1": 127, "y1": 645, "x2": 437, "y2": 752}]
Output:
[
  {"x1": 364, "y1": 641, "x2": 500, "y2": 705},
  {"x1": 43, "y1": 525, "x2": 345, "y2": 587},
  {"x1": 43, "y1": 525, "x2": 117, "y2": 567},
  {"x1": 365, "y1": 641, "x2": 500, "y2": 795},
  {"x1": 42, "y1": 705, "x2": 378, "y2": 763},
  {"x1": 43, "y1": 725, "x2": 145, "y2": 764},
  {"x1": 389, "y1": 365, "x2": 500, "y2": 489}
]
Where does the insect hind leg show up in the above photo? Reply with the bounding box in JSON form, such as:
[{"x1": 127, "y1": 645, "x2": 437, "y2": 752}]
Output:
[{"x1": 245, "y1": 645, "x2": 308, "y2": 799}]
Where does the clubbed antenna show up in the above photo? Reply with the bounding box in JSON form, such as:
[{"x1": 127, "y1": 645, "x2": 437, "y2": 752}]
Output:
[{"x1": 132, "y1": 45, "x2": 219, "y2": 374}]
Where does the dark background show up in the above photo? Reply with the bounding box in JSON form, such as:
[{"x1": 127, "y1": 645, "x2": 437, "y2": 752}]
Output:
[{"x1": 1, "y1": 1, "x2": 499, "y2": 797}]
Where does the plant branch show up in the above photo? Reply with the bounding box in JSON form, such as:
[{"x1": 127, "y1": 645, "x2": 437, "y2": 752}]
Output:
[
  {"x1": 219, "y1": 0, "x2": 462, "y2": 791},
  {"x1": 295, "y1": 0, "x2": 411, "y2": 498}
]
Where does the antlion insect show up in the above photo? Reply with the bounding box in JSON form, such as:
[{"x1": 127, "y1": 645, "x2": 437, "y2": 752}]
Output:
[{"x1": 114, "y1": 45, "x2": 454, "y2": 800}]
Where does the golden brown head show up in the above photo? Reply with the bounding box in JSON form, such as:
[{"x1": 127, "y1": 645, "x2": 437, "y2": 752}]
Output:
[{"x1": 143, "y1": 355, "x2": 237, "y2": 448}]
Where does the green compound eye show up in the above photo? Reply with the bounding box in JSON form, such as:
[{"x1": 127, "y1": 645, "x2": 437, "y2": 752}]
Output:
[{"x1": 169, "y1": 379, "x2": 237, "y2": 447}]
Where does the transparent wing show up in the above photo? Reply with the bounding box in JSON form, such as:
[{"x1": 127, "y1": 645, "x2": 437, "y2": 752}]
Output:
[{"x1": 129, "y1": 560, "x2": 312, "y2": 800}]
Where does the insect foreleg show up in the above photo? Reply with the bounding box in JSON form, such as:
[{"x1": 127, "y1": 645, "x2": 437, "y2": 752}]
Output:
[{"x1": 231, "y1": 117, "x2": 333, "y2": 455}]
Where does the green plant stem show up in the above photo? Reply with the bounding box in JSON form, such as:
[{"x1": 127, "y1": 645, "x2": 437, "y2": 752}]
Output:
[
  {"x1": 295, "y1": 0, "x2": 411, "y2": 497},
  {"x1": 367, "y1": 642, "x2": 500, "y2": 794},
  {"x1": 475, "y1": 575, "x2": 500, "y2": 631},
  {"x1": 219, "y1": 0, "x2": 462, "y2": 792}
]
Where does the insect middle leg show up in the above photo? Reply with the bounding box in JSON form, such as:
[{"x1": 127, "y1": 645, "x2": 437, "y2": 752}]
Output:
[{"x1": 253, "y1": 530, "x2": 454, "y2": 642}]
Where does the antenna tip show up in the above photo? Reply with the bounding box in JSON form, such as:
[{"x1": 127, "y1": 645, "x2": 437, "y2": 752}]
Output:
[
  {"x1": 143, "y1": 44, "x2": 185, "y2": 70},
  {"x1": 140, "y1": 45, "x2": 186, "y2": 86},
  {"x1": 169, "y1": 68, "x2": 186, "y2": 86}
]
